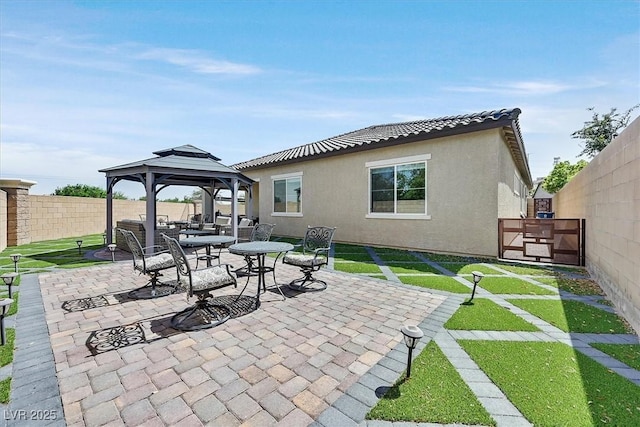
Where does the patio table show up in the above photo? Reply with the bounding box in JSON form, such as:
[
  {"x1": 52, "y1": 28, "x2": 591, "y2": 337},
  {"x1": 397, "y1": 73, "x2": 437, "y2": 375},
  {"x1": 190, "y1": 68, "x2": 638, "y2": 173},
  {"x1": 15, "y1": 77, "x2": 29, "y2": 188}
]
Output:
[
  {"x1": 228, "y1": 241, "x2": 293, "y2": 305},
  {"x1": 179, "y1": 235, "x2": 236, "y2": 267},
  {"x1": 179, "y1": 229, "x2": 217, "y2": 237}
]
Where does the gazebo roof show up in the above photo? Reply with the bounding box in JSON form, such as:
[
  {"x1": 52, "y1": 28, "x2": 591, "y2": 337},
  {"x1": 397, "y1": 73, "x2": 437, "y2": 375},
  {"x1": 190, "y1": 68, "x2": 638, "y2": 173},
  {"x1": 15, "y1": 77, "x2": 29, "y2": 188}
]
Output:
[{"x1": 99, "y1": 144, "x2": 253, "y2": 188}]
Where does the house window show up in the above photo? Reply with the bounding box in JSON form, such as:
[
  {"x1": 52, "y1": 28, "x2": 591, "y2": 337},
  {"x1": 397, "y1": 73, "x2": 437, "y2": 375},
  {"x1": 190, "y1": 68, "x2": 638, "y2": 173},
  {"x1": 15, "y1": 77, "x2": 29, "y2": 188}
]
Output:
[
  {"x1": 272, "y1": 172, "x2": 302, "y2": 215},
  {"x1": 366, "y1": 154, "x2": 430, "y2": 219}
]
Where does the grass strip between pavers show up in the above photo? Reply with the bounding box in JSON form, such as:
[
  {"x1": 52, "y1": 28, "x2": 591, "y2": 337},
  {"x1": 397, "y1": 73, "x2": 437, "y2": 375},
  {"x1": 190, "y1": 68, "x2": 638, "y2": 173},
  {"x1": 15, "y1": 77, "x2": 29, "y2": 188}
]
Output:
[
  {"x1": 333, "y1": 262, "x2": 382, "y2": 274},
  {"x1": 536, "y1": 276, "x2": 605, "y2": 296},
  {"x1": 590, "y1": 343, "x2": 640, "y2": 370},
  {"x1": 399, "y1": 275, "x2": 471, "y2": 293},
  {"x1": 439, "y1": 263, "x2": 504, "y2": 275},
  {"x1": 0, "y1": 328, "x2": 16, "y2": 367},
  {"x1": 507, "y1": 299, "x2": 634, "y2": 334},
  {"x1": 459, "y1": 340, "x2": 640, "y2": 426},
  {"x1": 387, "y1": 262, "x2": 440, "y2": 274},
  {"x1": 367, "y1": 341, "x2": 495, "y2": 426},
  {"x1": 477, "y1": 276, "x2": 557, "y2": 295},
  {"x1": 0, "y1": 377, "x2": 10, "y2": 404},
  {"x1": 490, "y1": 263, "x2": 554, "y2": 276},
  {"x1": 445, "y1": 298, "x2": 540, "y2": 331}
]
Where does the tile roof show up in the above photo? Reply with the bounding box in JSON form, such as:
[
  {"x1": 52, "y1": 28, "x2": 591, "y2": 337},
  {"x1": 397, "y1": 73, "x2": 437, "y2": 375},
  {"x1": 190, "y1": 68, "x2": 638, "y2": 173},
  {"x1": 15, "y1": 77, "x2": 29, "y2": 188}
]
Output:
[{"x1": 232, "y1": 108, "x2": 531, "y2": 185}]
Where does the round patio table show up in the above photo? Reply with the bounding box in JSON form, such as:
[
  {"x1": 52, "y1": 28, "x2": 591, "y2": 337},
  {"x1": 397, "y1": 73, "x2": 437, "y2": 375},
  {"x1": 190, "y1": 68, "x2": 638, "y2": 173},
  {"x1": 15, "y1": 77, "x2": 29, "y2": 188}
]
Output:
[
  {"x1": 179, "y1": 235, "x2": 236, "y2": 267},
  {"x1": 228, "y1": 241, "x2": 294, "y2": 305}
]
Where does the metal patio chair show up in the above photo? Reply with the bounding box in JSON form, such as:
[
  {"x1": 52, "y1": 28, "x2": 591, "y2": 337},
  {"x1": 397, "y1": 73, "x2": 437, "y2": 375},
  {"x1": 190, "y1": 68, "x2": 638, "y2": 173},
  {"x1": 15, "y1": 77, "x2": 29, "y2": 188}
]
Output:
[
  {"x1": 282, "y1": 226, "x2": 336, "y2": 292},
  {"x1": 118, "y1": 228, "x2": 176, "y2": 299},
  {"x1": 162, "y1": 234, "x2": 237, "y2": 331}
]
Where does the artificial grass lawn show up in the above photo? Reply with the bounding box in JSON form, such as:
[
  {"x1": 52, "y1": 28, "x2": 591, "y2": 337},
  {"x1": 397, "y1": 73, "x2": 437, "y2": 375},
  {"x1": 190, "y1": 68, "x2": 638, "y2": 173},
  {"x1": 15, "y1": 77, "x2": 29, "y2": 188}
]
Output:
[
  {"x1": 0, "y1": 234, "x2": 109, "y2": 274},
  {"x1": 6, "y1": 294, "x2": 18, "y2": 317},
  {"x1": 590, "y1": 344, "x2": 640, "y2": 370},
  {"x1": 333, "y1": 252, "x2": 375, "y2": 262},
  {"x1": 333, "y1": 243, "x2": 369, "y2": 253},
  {"x1": 0, "y1": 329, "x2": 15, "y2": 367},
  {"x1": 508, "y1": 299, "x2": 634, "y2": 334},
  {"x1": 440, "y1": 263, "x2": 503, "y2": 275},
  {"x1": 476, "y1": 276, "x2": 557, "y2": 295},
  {"x1": 536, "y1": 276, "x2": 605, "y2": 296},
  {"x1": 387, "y1": 262, "x2": 440, "y2": 274},
  {"x1": 0, "y1": 377, "x2": 10, "y2": 404},
  {"x1": 399, "y1": 275, "x2": 470, "y2": 293},
  {"x1": 375, "y1": 252, "x2": 421, "y2": 262},
  {"x1": 367, "y1": 341, "x2": 495, "y2": 425},
  {"x1": 459, "y1": 340, "x2": 640, "y2": 426},
  {"x1": 333, "y1": 261, "x2": 381, "y2": 274},
  {"x1": 490, "y1": 263, "x2": 554, "y2": 276},
  {"x1": 445, "y1": 298, "x2": 540, "y2": 331}
]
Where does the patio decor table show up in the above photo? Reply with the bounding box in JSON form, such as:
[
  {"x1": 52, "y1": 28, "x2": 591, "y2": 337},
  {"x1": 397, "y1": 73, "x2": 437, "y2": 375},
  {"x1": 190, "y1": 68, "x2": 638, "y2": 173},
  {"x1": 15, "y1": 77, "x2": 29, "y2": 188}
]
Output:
[
  {"x1": 179, "y1": 235, "x2": 236, "y2": 267},
  {"x1": 228, "y1": 241, "x2": 293, "y2": 305}
]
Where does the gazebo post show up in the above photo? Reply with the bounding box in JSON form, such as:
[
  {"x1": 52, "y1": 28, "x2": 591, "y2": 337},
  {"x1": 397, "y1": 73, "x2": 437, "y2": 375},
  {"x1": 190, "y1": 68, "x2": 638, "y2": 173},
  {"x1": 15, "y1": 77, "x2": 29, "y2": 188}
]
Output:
[{"x1": 145, "y1": 171, "x2": 156, "y2": 251}]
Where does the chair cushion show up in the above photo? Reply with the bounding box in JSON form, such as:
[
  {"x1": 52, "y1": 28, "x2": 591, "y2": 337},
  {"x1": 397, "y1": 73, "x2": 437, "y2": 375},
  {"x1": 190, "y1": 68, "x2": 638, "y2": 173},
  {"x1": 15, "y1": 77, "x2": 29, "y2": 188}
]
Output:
[
  {"x1": 182, "y1": 267, "x2": 235, "y2": 292},
  {"x1": 135, "y1": 253, "x2": 174, "y2": 272},
  {"x1": 283, "y1": 253, "x2": 327, "y2": 267}
]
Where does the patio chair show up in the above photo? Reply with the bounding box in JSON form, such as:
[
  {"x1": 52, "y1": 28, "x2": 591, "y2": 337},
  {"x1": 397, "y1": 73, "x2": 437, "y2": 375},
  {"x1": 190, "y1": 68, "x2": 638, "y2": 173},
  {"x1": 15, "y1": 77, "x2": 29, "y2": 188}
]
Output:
[
  {"x1": 118, "y1": 228, "x2": 176, "y2": 299},
  {"x1": 162, "y1": 234, "x2": 237, "y2": 331},
  {"x1": 234, "y1": 223, "x2": 276, "y2": 282},
  {"x1": 282, "y1": 226, "x2": 336, "y2": 292}
]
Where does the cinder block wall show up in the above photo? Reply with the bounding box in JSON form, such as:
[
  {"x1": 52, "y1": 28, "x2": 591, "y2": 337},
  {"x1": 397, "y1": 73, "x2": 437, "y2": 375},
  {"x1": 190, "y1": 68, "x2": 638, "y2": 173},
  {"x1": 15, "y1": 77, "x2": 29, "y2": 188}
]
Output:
[
  {"x1": 0, "y1": 190, "x2": 7, "y2": 251},
  {"x1": 29, "y1": 196, "x2": 195, "y2": 241},
  {"x1": 554, "y1": 116, "x2": 640, "y2": 335}
]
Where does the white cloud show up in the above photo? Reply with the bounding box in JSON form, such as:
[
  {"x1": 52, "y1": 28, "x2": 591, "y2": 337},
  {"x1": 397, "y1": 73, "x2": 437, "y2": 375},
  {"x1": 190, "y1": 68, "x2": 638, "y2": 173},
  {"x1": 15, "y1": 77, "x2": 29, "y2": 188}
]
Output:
[
  {"x1": 137, "y1": 48, "x2": 262, "y2": 75},
  {"x1": 443, "y1": 79, "x2": 607, "y2": 96}
]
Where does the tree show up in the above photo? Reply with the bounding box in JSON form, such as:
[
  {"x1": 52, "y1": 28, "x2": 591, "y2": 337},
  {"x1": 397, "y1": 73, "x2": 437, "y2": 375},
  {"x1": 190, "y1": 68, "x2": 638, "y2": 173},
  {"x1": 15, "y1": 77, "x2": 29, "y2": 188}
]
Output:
[
  {"x1": 572, "y1": 105, "x2": 639, "y2": 158},
  {"x1": 542, "y1": 160, "x2": 588, "y2": 194},
  {"x1": 54, "y1": 184, "x2": 127, "y2": 199}
]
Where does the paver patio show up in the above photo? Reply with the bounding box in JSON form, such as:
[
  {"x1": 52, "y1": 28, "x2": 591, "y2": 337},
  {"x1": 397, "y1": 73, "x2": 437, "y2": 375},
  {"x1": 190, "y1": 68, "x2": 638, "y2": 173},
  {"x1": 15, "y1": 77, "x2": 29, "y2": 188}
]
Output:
[{"x1": 22, "y1": 250, "x2": 446, "y2": 426}]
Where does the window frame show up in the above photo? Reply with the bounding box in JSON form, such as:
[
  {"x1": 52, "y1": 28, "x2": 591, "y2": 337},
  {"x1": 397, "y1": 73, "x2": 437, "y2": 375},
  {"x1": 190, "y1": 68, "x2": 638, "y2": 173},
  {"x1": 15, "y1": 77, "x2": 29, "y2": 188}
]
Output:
[
  {"x1": 366, "y1": 154, "x2": 431, "y2": 220},
  {"x1": 271, "y1": 172, "x2": 303, "y2": 217}
]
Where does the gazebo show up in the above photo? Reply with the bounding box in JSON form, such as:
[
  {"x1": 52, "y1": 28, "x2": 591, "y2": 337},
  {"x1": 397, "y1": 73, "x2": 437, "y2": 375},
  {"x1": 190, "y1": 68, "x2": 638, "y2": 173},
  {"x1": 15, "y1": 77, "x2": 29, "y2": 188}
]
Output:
[{"x1": 99, "y1": 145, "x2": 254, "y2": 249}]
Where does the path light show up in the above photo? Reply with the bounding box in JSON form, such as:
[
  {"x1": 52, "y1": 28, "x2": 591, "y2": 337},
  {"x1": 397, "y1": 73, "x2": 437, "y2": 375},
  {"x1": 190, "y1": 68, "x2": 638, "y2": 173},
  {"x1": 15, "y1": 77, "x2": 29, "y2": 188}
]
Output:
[
  {"x1": 464, "y1": 271, "x2": 485, "y2": 305},
  {"x1": 76, "y1": 240, "x2": 83, "y2": 256},
  {"x1": 102, "y1": 232, "x2": 107, "y2": 245},
  {"x1": 401, "y1": 324, "x2": 424, "y2": 379},
  {"x1": 1, "y1": 273, "x2": 17, "y2": 298},
  {"x1": 108, "y1": 244, "x2": 117, "y2": 262},
  {"x1": 9, "y1": 254, "x2": 21, "y2": 273}
]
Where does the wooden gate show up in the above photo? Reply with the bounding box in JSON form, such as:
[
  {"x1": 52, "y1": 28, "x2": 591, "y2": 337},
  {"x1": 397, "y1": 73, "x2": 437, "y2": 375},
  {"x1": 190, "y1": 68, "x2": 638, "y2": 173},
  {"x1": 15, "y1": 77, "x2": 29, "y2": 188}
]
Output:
[{"x1": 498, "y1": 218, "x2": 585, "y2": 266}]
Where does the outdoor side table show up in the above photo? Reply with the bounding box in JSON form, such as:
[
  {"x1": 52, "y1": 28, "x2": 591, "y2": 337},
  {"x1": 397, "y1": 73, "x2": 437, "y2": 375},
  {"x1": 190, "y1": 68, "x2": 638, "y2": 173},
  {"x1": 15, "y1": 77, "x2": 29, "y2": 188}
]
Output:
[{"x1": 0, "y1": 298, "x2": 14, "y2": 346}]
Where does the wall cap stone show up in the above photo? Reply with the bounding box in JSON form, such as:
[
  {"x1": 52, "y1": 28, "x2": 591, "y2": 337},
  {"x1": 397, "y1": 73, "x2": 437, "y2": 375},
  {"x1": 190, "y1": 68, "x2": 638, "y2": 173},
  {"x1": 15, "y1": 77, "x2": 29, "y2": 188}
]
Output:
[{"x1": 0, "y1": 178, "x2": 38, "y2": 190}]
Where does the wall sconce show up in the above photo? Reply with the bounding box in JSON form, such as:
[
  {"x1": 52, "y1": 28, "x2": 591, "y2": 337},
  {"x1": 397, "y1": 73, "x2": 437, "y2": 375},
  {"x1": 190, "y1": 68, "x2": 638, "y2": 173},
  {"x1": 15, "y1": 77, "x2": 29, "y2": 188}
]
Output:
[
  {"x1": 9, "y1": 254, "x2": 21, "y2": 273},
  {"x1": 107, "y1": 244, "x2": 117, "y2": 262},
  {"x1": 76, "y1": 240, "x2": 83, "y2": 255},
  {"x1": 1, "y1": 273, "x2": 17, "y2": 298},
  {"x1": 464, "y1": 271, "x2": 484, "y2": 305},
  {"x1": 400, "y1": 324, "x2": 424, "y2": 379}
]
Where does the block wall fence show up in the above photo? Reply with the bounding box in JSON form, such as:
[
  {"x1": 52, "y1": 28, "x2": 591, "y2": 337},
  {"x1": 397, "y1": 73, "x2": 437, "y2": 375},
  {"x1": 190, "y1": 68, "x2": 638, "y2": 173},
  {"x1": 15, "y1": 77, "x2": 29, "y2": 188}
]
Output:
[{"x1": 554, "y1": 116, "x2": 640, "y2": 335}]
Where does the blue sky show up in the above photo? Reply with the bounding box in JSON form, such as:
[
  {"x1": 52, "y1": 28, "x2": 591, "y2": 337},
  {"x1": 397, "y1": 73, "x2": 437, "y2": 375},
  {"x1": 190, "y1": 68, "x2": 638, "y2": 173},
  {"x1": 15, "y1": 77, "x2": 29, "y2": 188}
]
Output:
[{"x1": 1, "y1": 0, "x2": 638, "y2": 199}]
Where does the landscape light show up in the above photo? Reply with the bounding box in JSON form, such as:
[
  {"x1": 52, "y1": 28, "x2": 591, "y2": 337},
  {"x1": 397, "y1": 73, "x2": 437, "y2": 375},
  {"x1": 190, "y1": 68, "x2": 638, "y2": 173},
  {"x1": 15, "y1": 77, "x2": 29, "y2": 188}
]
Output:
[
  {"x1": 108, "y1": 244, "x2": 117, "y2": 262},
  {"x1": 9, "y1": 254, "x2": 21, "y2": 273},
  {"x1": 76, "y1": 240, "x2": 83, "y2": 255},
  {"x1": 400, "y1": 324, "x2": 424, "y2": 379},
  {"x1": 1, "y1": 273, "x2": 18, "y2": 298}
]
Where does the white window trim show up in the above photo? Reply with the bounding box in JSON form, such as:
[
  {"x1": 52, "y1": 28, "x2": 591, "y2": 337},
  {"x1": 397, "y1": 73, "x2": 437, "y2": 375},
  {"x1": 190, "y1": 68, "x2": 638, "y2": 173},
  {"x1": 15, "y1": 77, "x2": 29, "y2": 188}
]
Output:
[
  {"x1": 271, "y1": 172, "x2": 303, "y2": 216},
  {"x1": 366, "y1": 154, "x2": 431, "y2": 220}
]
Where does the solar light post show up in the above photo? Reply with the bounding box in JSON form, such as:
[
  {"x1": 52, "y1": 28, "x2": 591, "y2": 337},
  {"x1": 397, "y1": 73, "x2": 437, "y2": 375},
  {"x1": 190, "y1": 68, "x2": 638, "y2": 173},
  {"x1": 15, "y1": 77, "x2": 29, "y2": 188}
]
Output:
[
  {"x1": 1, "y1": 273, "x2": 17, "y2": 298},
  {"x1": 108, "y1": 244, "x2": 117, "y2": 262},
  {"x1": 465, "y1": 271, "x2": 484, "y2": 305},
  {"x1": 9, "y1": 254, "x2": 21, "y2": 273},
  {"x1": 76, "y1": 240, "x2": 83, "y2": 256},
  {"x1": 102, "y1": 233, "x2": 107, "y2": 245},
  {"x1": 401, "y1": 324, "x2": 424, "y2": 379}
]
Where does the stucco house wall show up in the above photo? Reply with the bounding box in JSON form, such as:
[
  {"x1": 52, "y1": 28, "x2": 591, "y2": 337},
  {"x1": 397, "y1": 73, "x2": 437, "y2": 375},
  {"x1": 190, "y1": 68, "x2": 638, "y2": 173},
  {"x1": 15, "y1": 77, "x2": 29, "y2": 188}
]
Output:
[
  {"x1": 246, "y1": 128, "x2": 525, "y2": 257},
  {"x1": 553, "y1": 116, "x2": 640, "y2": 333}
]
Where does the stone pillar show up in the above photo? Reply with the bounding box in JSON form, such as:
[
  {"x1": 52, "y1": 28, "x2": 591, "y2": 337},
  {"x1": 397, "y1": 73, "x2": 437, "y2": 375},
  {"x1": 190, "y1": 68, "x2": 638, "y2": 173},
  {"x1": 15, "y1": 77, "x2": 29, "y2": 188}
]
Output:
[{"x1": 0, "y1": 179, "x2": 37, "y2": 247}]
